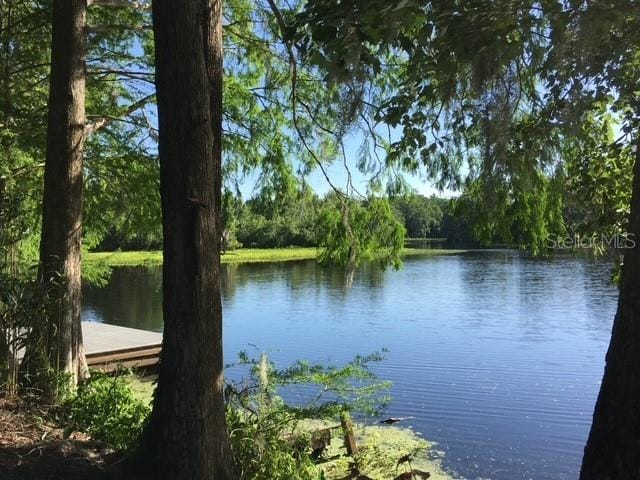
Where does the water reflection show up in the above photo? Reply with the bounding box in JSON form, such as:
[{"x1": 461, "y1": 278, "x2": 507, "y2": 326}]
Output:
[
  {"x1": 82, "y1": 251, "x2": 618, "y2": 480},
  {"x1": 83, "y1": 266, "x2": 163, "y2": 332}
]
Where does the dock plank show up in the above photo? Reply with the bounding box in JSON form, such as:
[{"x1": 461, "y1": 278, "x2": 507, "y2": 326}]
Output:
[
  {"x1": 82, "y1": 322, "x2": 162, "y2": 355},
  {"x1": 82, "y1": 322, "x2": 162, "y2": 371}
]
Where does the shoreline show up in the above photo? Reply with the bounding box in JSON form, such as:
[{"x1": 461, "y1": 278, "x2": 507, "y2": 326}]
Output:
[
  {"x1": 127, "y1": 376, "x2": 457, "y2": 480},
  {"x1": 84, "y1": 247, "x2": 469, "y2": 268}
]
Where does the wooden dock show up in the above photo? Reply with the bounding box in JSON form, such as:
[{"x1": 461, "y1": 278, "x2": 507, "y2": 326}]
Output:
[{"x1": 82, "y1": 322, "x2": 162, "y2": 372}]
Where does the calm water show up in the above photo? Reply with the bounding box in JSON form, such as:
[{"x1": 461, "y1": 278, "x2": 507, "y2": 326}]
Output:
[{"x1": 82, "y1": 251, "x2": 618, "y2": 480}]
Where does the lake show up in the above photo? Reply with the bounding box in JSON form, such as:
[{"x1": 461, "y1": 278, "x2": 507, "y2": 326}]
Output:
[{"x1": 82, "y1": 250, "x2": 618, "y2": 480}]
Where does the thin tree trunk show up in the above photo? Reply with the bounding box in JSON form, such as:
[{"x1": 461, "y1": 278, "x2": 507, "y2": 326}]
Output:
[
  {"x1": 133, "y1": 0, "x2": 236, "y2": 478},
  {"x1": 31, "y1": 0, "x2": 88, "y2": 394},
  {"x1": 0, "y1": 0, "x2": 13, "y2": 129},
  {"x1": 580, "y1": 134, "x2": 640, "y2": 480}
]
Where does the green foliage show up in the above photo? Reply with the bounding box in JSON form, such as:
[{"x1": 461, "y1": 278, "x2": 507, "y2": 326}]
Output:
[
  {"x1": 84, "y1": 248, "x2": 322, "y2": 268},
  {"x1": 0, "y1": 273, "x2": 48, "y2": 396},
  {"x1": 235, "y1": 187, "x2": 320, "y2": 248},
  {"x1": 1, "y1": 171, "x2": 79, "y2": 398},
  {"x1": 1, "y1": 0, "x2": 488, "y2": 267},
  {"x1": 1, "y1": 0, "x2": 163, "y2": 254},
  {"x1": 5, "y1": 0, "x2": 638, "y2": 265},
  {"x1": 317, "y1": 196, "x2": 405, "y2": 269},
  {"x1": 227, "y1": 407, "x2": 321, "y2": 480},
  {"x1": 230, "y1": 350, "x2": 391, "y2": 420},
  {"x1": 226, "y1": 351, "x2": 392, "y2": 479},
  {"x1": 224, "y1": 350, "x2": 455, "y2": 480},
  {"x1": 390, "y1": 194, "x2": 445, "y2": 238},
  {"x1": 0, "y1": 255, "x2": 75, "y2": 399},
  {"x1": 293, "y1": 0, "x2": 639, "y2": 255},
  {"x1": 66, "y1": 372, "x2": 150, "y2": 450},
  {"x1": 80, "y1": 252, "x2": 113, "y2": 287},
  {"x1": 455, "y1": 169, "x2": 565, "y2": 254},
  {"x1": 0, "y1": 165, "x2": 44, "y2": 268},
  {"x1": 237, "y1": 213, "x2": 316, "y2": 248},
  {"x1": 563, "y1": 113, "x2": 635, "y2": 245},
  {"x1": 83, "y1": 2, "x2": 160, "y2": 249},
  {"x1": 268, "y1": 352, "x2": 392, "y2": 418},
  {"x1": 224, "y1": 188, "x2": 426, "y2": 263}
]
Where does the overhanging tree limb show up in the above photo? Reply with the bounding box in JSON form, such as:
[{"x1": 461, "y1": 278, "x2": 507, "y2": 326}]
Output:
[{"x1": 264, "y1": 0, "x2": 343, "y2": 200}]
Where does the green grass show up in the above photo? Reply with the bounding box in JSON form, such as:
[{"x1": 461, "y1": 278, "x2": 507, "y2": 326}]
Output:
[
  {"x1": 222, "y1": 247, "x2": 320, "y2": 263},
  {"x1": 84, "y1": 247, "x2": 318, "y2": 267},
  {"x1": 84, "y1": 247, "x2": 465, "y2": 268},
  {"x1": 84, "y1": 250, "x2": 164, "y2": 267}
]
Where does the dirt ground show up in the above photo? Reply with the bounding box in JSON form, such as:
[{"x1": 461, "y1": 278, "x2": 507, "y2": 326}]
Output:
[{"x1": 0, "y1": 399, "x2": 122, "y2": 480}]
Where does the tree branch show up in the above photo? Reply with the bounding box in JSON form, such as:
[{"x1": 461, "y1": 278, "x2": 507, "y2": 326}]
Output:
[
  {"x1": 87, "y1": 0, "x2": 150, "y2": 9},
  {"x1": 2, "y1": 163, "x2": 46, "y2": 180},
  {"x1": 264, "y1": 0, "x2": 344, "y2": 200},
  {"x1": 85, "y1": 93, "x2": 155, "y2": 136}
]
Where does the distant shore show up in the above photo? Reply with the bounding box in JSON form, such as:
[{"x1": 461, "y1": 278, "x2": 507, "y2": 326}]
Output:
[{"x1": 84, "y1": 247, "x2": 467, "y2": 268}]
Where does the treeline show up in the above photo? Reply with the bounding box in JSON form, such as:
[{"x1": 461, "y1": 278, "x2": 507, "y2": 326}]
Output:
[
  {"x1": 225, "y1": 190, "x2": 478, "y2": 249},
  {"x1": 95, "y1": 176, "x2": 621, "y2": 254},
  {"x1": 96, "y1": 189, "x2": 476, "y2": 251},
  {"x1": 95, "y1": 173, "x2": 625, "y2": 253}
]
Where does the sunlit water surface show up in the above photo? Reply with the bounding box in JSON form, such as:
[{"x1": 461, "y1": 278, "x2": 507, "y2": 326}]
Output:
[{"x1": 82, "y1": 251, "x2": 618, "y2": 480}]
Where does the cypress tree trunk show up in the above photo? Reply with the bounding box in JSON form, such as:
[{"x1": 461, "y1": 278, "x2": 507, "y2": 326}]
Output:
[
  {"x1": 32, "y1": 0, "x2": 88, "y2": 393},
  {"x1": 580, "y1": 134, "x2": 640, "y2": 479},
  {"x1": 133, "y1": 0, "x2": 236, "y2": 478}
]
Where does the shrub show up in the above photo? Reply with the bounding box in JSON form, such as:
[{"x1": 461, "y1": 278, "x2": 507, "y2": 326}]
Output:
[
  {"x1": 66, "y1": 371, "x2": 150, "y2": 450},
  {"x1": 0, "y1": 272, "x2": 56, "y2": 397},
  {"x1": 226, "y1": 351, "x2": 392, "y2": 480},
  {"x1": 227, "y1": 406, "x2": 321, "y2": 480}
]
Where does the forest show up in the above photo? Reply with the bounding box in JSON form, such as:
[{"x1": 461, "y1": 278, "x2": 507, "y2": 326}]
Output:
[
  {"x1": 97, "y1": 192, "x2": 467, "y2": 251},
  {"x1": 0, "y1": 0, "x2": 639, "y2": 479}
]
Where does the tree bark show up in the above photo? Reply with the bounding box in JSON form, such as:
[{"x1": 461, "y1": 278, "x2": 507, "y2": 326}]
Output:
[
  {"x1": 580, "y1": 134, "x2": 640, "y2": 480},
  {"x1": 133, "y1": 0, "x2": 236, "y2": 478},
  {"x1": 30, "y1": 0, "x2": 88, "y2": 393}
]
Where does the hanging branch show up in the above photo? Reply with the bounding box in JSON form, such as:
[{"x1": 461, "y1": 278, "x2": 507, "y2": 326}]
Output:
[
  {"x1": 264, "y1": 0, "x2": 344, "y2": 200},
  {"x1": 265, "y1": 0, "x2": 362, "y2": 271}
]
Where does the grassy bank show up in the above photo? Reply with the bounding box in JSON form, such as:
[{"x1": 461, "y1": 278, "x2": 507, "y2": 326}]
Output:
[
  {"x1": 84, "y1": 247, "x2": 316, "y2": 267},
  {"x1": 84, "y1": 247, "x2": 465, "y2": 268}
]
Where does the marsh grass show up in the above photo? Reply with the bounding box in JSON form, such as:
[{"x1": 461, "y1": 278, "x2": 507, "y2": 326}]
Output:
[{"x1": 84, "y1": 247, "x2": 465, "y2": 268}]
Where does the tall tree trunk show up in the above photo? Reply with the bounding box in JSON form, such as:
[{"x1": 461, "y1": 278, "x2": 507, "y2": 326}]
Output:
[
  {"x1": 580, "y1": 134, "x2": 640, "y2": 480},
  {"x1": 31, "y1": 0, "x2": 88, "y2": 394},
  {"x1": 133, "y1": 0, "x2": 236, "y2": 478}
]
